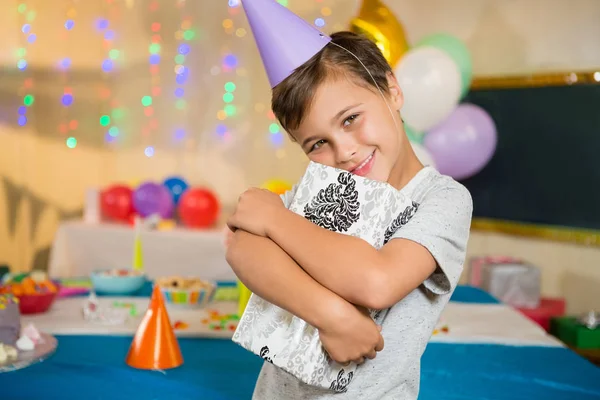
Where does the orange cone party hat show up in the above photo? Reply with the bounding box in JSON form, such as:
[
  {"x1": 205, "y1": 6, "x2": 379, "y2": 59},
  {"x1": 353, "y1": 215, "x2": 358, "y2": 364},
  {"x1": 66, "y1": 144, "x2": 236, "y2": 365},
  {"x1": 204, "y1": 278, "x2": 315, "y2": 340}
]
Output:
[{"x1": 126, "y1": 285, "x2": 183, "y2": 369}]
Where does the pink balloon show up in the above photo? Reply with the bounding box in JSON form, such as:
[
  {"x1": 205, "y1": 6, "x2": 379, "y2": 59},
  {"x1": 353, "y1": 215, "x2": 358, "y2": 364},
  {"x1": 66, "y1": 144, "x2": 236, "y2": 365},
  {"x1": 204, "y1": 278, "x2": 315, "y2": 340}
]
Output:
[{"x1": 424, "y1": 103, "x2": 497, "y2": 180}]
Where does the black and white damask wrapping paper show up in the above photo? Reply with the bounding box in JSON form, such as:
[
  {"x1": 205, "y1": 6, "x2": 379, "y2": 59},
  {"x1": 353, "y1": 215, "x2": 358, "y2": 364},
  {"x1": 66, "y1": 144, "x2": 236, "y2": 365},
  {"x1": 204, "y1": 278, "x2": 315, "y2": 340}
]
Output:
[{"x1": 232, "y1": 161, "x2": 419, "y2": 392}]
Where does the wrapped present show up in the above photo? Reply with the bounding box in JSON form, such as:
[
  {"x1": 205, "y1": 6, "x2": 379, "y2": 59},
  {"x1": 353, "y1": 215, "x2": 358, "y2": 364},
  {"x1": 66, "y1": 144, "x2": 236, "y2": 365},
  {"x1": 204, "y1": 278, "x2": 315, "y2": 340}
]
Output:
[
  {"x1": 551, "y1": 314, "x2": 600, "y2": 349},
  {"x1": 233, "y1": 161, "x2": 418, "y2": 393},
  {"x1": 517, "y1": 297, "x2": 566, "y2": 331},
  {"x1": 470, "y1": 256, "x2": 541, "y2": 308},
  {"x1": 468, "y1": 256, "x2": 523, "y2": 287}
]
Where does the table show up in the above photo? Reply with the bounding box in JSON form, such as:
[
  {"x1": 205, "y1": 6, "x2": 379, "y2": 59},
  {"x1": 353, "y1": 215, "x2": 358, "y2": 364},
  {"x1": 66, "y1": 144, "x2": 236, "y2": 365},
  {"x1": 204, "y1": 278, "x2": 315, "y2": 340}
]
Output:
[
  {"x1": 2, "y1": 286, "x2": 600, "y2": 400},
  {"x1": 49, "y1": 221, "x2": 235, "y2": 281}
]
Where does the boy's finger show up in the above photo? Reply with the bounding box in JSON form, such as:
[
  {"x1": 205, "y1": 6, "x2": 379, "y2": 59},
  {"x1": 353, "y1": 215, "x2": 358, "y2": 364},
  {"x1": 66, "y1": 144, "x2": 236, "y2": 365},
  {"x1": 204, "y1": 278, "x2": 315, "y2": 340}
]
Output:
[
  {"x1": 375, "y1": 335, "x2": 384, "y2": 352},
  {"x1": 353, "y1": 357, "x2": 365, "y2": 365}
]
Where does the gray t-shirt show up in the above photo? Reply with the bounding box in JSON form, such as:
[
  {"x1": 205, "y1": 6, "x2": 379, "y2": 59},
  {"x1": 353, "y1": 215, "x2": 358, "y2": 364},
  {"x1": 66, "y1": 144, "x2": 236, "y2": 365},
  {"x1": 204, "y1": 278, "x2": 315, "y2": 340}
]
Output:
[{"x1": 252, "y1": 166, "x2": 473, "y2": 400}]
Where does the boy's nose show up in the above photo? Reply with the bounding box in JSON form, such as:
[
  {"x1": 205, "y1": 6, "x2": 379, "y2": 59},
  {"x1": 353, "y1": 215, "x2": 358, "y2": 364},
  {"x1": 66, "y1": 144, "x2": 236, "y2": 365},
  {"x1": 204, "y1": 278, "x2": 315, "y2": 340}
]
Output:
[{"x1": 334, "y1": 144, "x2": 358, "y2": 166}]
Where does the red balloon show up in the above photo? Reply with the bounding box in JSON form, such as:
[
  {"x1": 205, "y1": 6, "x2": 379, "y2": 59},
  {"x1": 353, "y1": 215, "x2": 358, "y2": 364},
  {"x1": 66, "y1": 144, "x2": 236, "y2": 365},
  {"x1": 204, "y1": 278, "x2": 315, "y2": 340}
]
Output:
[
  {"x1": 100, "y1": 185, "x2": 134, "y2": 222},
  {"x1": 178, "y1": 188, "x2": 220, "y2": 228}
]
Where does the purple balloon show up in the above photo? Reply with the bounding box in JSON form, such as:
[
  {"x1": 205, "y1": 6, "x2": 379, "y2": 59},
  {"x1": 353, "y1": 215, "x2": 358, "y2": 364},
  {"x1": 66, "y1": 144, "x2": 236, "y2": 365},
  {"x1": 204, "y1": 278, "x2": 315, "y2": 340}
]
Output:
[
  {"x1": 424, "y1": 103, "x2": 497, "y2": 180},
  {"x1": 133, "y1": 181, "x2": 174, "y2": 218}
]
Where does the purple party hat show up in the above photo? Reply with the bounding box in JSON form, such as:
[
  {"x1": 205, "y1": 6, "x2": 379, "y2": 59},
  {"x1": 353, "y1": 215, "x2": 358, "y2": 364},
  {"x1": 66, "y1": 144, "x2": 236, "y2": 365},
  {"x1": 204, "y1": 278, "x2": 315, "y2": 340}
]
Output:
[{"x1": 242, "y1": 0, "x2": 332, "y2": 88}]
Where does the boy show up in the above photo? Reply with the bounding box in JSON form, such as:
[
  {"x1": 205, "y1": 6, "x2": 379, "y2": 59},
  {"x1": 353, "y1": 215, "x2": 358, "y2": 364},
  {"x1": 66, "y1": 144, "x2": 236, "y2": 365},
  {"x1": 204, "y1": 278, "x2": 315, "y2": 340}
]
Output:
[{"x1": 226, "y1": 1, "x2": 473, "y2": 398}]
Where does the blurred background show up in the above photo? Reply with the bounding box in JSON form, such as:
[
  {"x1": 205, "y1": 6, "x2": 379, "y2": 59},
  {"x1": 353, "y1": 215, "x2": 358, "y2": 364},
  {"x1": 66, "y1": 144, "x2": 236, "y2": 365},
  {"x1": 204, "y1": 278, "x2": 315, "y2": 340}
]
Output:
[{"x1": 0, "y1": 0, "x2": 599, "y2": 316}]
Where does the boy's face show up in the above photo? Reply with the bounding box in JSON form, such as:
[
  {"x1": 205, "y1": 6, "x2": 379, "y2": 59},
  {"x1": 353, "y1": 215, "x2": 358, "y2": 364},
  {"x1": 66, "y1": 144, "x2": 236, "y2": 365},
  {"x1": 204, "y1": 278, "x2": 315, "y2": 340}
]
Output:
[{"x1": 289, "y1": 74, "x2": 406, "y2": 183}]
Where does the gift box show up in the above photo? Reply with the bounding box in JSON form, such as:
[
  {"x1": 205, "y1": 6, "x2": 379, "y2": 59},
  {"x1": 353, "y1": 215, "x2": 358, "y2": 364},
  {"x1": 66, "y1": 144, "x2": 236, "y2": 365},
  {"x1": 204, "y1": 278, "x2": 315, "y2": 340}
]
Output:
[
  {"x1": 551, "y1": 316, "x2": 600, "y2": 349},
  {"x1": 468, "y1": 256, "x2": 522, "y2": 287},
  {"x1": 233, "y1": 161, "x2": 418, "y2": 393},
  {"x1": 469, "y1": 256, "x2": 541, "y2": 308},
  {"x1": 517, "y1": 297, "x2": 566, "y2": 331}
]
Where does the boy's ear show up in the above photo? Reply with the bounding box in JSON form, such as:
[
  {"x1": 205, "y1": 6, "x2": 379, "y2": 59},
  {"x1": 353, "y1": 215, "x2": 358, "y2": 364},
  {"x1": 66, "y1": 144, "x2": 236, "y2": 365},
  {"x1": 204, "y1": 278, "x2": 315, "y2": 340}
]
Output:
[{"x1": 386, "y1": 72, "x2": 403, "y2": 111}]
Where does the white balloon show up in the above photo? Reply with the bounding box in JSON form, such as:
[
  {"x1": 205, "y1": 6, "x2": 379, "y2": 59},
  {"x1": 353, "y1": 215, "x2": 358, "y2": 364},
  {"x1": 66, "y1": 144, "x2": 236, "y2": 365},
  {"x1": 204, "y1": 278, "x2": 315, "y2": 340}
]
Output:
[
  {"x1": 395, "y1": 47, "x2": 462, "y2": 132},
  {"x1": 410, "y1": 141, "x2": 436, "y2": 168}
]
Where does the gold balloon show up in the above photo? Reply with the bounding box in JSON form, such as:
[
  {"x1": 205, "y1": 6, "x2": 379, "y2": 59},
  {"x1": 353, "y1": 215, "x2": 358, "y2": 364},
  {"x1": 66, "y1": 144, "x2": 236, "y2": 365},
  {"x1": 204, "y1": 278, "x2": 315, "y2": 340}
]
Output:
[{"x1": 350, "y1": 0, "x2": 409, "y2": 67}]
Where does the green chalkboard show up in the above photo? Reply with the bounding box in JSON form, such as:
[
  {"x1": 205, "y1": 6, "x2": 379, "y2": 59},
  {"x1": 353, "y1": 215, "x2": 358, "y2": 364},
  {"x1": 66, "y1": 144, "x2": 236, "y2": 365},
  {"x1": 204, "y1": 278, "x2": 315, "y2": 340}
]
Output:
[{"x1": 460, "y1": 84, "x2": 600, "y2": 231}]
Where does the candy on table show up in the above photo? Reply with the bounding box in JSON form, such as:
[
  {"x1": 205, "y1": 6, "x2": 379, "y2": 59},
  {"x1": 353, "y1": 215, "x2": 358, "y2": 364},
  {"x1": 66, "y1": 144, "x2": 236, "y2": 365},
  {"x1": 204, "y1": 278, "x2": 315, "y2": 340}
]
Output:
[
  {"x1": 173, "y1": 320, "x2": 189, "y2": 330},
  {"x1": 202, "y1": 309, "x2": 240, "y2": 331},
  {"x1": 432, "y1": 325, "x2": 450, "y2": 335},
  {"x1": 0, "y1": 294, "x2": 19, "y2": 310},
  {"x1": 112, "y1": 301, "x2": 138, "y2": 317}
]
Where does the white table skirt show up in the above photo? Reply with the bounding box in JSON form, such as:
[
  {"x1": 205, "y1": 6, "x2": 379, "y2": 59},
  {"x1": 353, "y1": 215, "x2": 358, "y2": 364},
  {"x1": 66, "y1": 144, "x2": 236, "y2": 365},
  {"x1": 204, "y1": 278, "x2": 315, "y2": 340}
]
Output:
[{"x1": 48, "y1": 221, "x2": 236, "y2": 281}]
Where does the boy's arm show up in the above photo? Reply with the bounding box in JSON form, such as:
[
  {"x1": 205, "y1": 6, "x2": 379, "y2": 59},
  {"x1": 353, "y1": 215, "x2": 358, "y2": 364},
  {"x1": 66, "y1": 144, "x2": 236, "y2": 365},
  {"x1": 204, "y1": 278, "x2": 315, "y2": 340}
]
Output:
[
  {"x1": 226, "y1": 229, "x2": 384, "y2": 364},
  {"x1": 265, "y1": 210, "x2": 435, "y2": 309},
  {"x1": 265, "y1": 186, "x2": 472, "y2": 310},
  {"x1": 226, "y1": 229, "x2": 341, "y2": 329}
]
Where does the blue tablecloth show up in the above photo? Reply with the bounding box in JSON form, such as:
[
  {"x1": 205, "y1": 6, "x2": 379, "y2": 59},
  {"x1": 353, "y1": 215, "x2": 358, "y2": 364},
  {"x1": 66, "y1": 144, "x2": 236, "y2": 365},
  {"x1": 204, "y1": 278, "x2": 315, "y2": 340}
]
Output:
[{"x1": 2, "y1": 286, "x2": 599, "y2": 400}]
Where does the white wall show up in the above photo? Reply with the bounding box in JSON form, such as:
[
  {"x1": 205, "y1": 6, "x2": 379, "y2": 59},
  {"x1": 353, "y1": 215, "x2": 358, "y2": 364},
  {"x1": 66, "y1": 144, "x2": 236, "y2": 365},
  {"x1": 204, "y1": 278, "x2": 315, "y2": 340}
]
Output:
[{"x1": 381, "y1": 0, "x2": 600, "y2": 75}]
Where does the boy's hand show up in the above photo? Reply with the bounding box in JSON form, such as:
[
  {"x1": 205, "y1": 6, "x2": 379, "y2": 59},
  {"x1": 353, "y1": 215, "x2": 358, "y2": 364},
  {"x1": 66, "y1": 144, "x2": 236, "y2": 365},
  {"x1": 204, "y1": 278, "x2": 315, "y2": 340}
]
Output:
[
  {"x1": 318, "y1": 303, "x2": 384, "y2": 366},
  {"x1": 227, "y1": 188, "x2": 283, "y2": 237}
]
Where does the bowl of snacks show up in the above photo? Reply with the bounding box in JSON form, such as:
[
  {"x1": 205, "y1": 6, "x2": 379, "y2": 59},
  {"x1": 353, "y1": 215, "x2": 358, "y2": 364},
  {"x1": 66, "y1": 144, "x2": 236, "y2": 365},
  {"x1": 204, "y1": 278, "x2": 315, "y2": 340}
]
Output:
[
  {"x1": 90, "y1": 269, "x2": 146, "y2": 295},
  {"x1": 0, "y1": 272, "x2": 60, "y2": 314},
  {"x1": 156, "y1": 276, "x2": 216, "y2": 309}
]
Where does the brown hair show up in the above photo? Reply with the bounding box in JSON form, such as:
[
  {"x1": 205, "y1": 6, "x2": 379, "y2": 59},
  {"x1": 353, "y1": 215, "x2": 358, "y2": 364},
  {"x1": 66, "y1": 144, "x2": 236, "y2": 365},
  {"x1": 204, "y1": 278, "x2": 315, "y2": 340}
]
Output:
[{"x1": 271, "y1": 31, "x2": 393, "y2": 134}]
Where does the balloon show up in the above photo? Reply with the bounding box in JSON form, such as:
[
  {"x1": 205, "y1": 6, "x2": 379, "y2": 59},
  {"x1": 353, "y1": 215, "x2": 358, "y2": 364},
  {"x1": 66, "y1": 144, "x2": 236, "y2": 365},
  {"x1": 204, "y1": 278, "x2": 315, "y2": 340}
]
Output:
[
  {"x1": 424, "y1": 103, "x2": 497, "y2": 180},
  {"x1": 179, "y1": 188, "x2": 220, "y2": 229},
  {"x1": 415, "y1": 33, "x2": 472, "y2": 97},
  {"x1": 349, "y1": 0, "x2": 408, "y2": 67},
  {"x1": 132, "y1": 182, "x2": 174, "y2": 218},
  {"x1": 410, "y1": 141, "x2": 436, "y2": 168},
  {"x1": 100, "y1": 185, "x2": 134, "y2": 222},
  {"x1": 163, "y1": 176, "x2": 189, "y2": 205},
  {"x1": 404, "y1": 123, "x2": 424, "y2": 145},
  {"x1": 261, "y1": 179, "x2": 292, "y2": 195},
  {"x1": 395, "y1": 47, "x2": 462, "y2": 132}
]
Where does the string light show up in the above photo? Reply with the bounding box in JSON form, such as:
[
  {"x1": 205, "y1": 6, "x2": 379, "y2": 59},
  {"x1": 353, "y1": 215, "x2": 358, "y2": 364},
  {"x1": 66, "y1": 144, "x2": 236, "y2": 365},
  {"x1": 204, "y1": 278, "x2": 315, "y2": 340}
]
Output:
[
  {"x1": 17, "y1": 2, "x2": 35, "y2": 128},
  {"x1": 58, "y1": 1, "x2": 78, "y2": 148},
  {"x1": 142, "y1": 0, "x2": 163, "y2": 156},
  {"x1": 18, "y1": 0, "x2": 309, "y2": 158},
  {"x1": 171, "y1": 5, "x2": 195, "y2": 144},
  {"x1": 97, "y1": 1, "x2": 122, "y2": 147}
]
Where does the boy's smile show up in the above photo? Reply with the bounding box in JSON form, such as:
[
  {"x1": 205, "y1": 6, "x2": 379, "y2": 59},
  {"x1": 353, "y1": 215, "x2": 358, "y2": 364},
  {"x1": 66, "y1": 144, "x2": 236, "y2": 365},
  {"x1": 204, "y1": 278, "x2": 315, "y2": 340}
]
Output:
[{"x1": 349, "y1": 150, "x2": 376, "y2": 177}]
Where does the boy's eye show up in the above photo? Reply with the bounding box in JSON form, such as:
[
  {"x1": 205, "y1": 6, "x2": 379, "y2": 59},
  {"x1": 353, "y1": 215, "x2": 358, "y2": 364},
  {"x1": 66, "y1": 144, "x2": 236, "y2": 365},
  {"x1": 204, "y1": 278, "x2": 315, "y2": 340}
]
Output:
[
  {"x1": 343, "y1": 114, "x2": 359, "y2": 127},
  {"x1": 310, "y1": 139, "x2": 327, "y2": 152}
]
